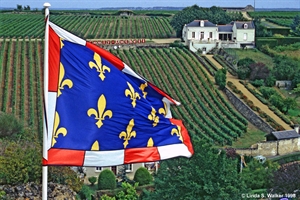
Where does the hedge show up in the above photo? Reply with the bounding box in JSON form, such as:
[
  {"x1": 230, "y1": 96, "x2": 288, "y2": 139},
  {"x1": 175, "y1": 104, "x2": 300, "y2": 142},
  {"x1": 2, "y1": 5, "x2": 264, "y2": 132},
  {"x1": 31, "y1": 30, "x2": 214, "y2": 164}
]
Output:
[{"x1": 256, "y1": 37, "x2": 300, "y2": 49}]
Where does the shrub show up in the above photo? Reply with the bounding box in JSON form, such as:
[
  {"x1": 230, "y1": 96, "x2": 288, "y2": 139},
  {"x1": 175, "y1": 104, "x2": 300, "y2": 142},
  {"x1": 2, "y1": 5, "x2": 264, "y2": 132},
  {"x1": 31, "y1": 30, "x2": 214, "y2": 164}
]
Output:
[
  {"x1": 0, "y1": 128, "x2": 41, "y2": 185},
  {"x1": 98, "y1": 169, "x2": 116, "y2": 190},
  {"x1": 115, "y1": 182, "x2": 139, "y2": 200},
  {"x1": 88, "y1": 176, "x2": 97, "y2": 186},
  {"x1": 78, "y1": 184, "x2": 95, "y2": 200},
  {"x1": 0, "y1": 112, "x2": 23, "y2": 138},
  {"x1": 133, "y1": 167, "x2": 152, "y2": 186},
  {"x1": 49, "y1": 166, "x2": 83, "y2": 192}
]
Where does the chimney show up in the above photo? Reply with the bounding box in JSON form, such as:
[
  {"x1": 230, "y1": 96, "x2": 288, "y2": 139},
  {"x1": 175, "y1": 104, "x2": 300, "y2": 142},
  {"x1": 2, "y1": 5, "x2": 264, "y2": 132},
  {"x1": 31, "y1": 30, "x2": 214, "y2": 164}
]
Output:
[{"x1": 294, "y1": 124, "x2": 299, "y2": 134}]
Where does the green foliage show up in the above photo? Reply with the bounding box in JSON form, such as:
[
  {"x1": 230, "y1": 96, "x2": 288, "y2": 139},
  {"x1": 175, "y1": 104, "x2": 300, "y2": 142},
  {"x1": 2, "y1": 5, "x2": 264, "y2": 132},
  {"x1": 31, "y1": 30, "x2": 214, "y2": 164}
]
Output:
[
  {"x1": 88, "y1": 176, "x2": 97, "y2": 186},
  {"x1": 0, "y1": 128, "x2": 41, "y2": 185},
  {"x1": 170, "y1": 5, "x2": 243, "y2": 36},
  {"x1": 133, "y1": 167, "x2": 152, "y2": 186},
  {"x1": 98, "y1": 169, "x2": 116, "y2": 190},
  {"x1": 49, "y1": 166, "x2": 83, "y2": 193},
  {"x1": 291, "y1": 15, "x2": 300, "y2": 36},
  {"x1": 0, "y1": 112, "x2": 23, "y2": 138},
  {"x1": 215, "y1": 68, "x2": 227, "y2": 89},
  {"x1": 117, "y1": 165, "x2": 134, "y2": 186},
  {"x1": 269, "y1": 94, "x2": 284, "y2": 111},
  {"x1": 101, "y1": 194, "x2": 116, "y2": 200},
  {"x1": 78, "y1": 185, "x2": 95, "y2": 200},
  {"x1": 237, "y1": 65, "x2": 251, "y2": 80},
  {"x1": 250, "y1": 79, "x2": 265, "y2": 87},
  {"x1": 237, "y1": 57, "x2": 255, "y2": 67},
  {"x1": 259, "y1": 86, "x2": 277, "y2": 99},
  {"x1": 144, "y1": 137, "x2": 249, "y2": 200},
  {"x1": 241, "y1": 159, "x2": 279, "y2": 190},
  {"x1": 115, "y1": 182, "x2": 139, "y2": 200}
]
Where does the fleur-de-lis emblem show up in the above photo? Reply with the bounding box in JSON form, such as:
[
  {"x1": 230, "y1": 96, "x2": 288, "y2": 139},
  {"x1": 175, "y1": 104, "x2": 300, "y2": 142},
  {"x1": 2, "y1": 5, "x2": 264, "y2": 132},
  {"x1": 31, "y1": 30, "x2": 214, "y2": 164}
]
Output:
[
  {"x1": 87, "y1": 94, "x2": 113, "y2": 128},
  {"x1": 158, "y1": 102, "x2": 167, "y2": 116},
  {"x1": 139, "y1": 82, "x2": 148, "y2": 98},
  {"x1": 119, "y1": 119, "x2": 136, "y2": 148},
  {"x1": 147, "y1": 137, "x2": 154, "y2": 147},
  {"x1": 60, "y1": 39, "x2": 64, "y2": 49},
  {"x1": 91, "y1": 141, "x2": 99, "y2": 151},
  {"x1": 89, "y1": 53, "x2": 110, "y2": 81},
  {"x1": 125, "y1": 82, "x2": 141, "y2": 108},
  {"x1": 148, "y1": 107, "x2": 159, "y2": 127},
  {"x1": 58, "y1": 63, "x2": 73, "y2": 97},
  {"x1": 171, "y1": 126, "x2": 183, "y2": 142},
  {"x1": 52, "y1": 112, "x2": 68, "y2": 147}
]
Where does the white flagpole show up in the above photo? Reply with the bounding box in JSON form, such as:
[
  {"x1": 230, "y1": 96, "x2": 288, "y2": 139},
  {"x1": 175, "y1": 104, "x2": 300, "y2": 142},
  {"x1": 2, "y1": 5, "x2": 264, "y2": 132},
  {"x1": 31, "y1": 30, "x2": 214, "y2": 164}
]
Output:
[{"x1": 43, "y1": 2, "x2": 51, "y2": 200}]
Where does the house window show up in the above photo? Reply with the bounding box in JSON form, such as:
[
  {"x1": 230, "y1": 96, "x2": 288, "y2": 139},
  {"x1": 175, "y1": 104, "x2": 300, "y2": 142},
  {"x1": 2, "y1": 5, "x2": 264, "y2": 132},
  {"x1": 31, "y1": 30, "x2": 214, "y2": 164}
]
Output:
[
  {"x1": 192, "y1": 32, "x2": 195, "y2": 38},
  {"x1": 95, "y1": 167, "x2": 102, "y2": 172},
  {"x1": 200, "y1": 32, "x2": 204, "y2": 39},
  {"x1": 209, "y1": 32, "x2": 212, "y2": 38},
  {"x1": 243, "y1": 33, "x2": 247, "y2": 40},
  {"x1": 125, "y1": 164, "x2": 133, "y2": 172}
]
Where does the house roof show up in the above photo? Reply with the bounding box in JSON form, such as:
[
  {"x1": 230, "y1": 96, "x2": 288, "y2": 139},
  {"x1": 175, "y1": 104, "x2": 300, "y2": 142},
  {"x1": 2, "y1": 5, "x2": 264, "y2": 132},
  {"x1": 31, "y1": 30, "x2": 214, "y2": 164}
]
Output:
[
  {"x1": 186, "y1": 20, "x2": 217, "y2": 27},
  {"x1": 268, "y1": 130, "x2": 300, "y2": 140},
  {"x1": 234, "y1": 21, "x2": 255, "y2": 29},
  {"x1": 218, "y1": 25, "x2": 233, "y2": 32}
]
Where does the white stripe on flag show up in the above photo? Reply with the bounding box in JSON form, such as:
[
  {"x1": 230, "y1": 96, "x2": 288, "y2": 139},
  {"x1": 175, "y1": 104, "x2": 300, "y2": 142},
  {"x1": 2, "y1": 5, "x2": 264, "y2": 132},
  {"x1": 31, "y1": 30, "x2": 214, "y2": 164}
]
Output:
[
  {"x1": 47, "y1": 92, "x2": 57, "y2": 150},
  {"x1": 84, "y1": 150, "x2": 125, "y2": 166},
  {"x1": 49, "y1": 22, "x2": 86, "y2": 46},
  {"x1": 158, "y1": 143, "x2": 192, "y2": 160}
]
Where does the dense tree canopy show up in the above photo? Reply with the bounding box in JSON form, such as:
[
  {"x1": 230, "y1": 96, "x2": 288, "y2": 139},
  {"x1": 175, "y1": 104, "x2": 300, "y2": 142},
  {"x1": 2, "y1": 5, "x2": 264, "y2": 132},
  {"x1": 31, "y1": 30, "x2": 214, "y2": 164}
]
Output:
[
  {"x1": 170, "y1": 5, "x2": 245, "y2": 36},
  {"x1": 272, "y1": 55, "x2": 300, "y2": 88},
  {"x1": 144, "y1": 137, "x2": 249, "y2": 200}
]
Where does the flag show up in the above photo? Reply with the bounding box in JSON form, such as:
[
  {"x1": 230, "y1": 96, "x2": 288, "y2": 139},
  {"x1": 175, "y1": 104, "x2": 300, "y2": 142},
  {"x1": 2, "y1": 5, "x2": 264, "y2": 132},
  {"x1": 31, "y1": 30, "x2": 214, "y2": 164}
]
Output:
[{"x1": 42, "y1": 21, "x2": 193, "y2": 167}]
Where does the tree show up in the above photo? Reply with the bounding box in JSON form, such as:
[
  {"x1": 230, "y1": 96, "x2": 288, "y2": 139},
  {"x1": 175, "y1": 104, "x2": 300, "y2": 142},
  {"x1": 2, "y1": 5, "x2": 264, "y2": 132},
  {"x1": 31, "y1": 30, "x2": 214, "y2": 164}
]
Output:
[
  {"x1": 248, "y1": 62, "x2": 270, "y2": 81},
  {"x1": 269, "y1": 94, "x2": 284, "y2": 112},
  {"x1": 291, "y1": 15, "x2": 300, "y2": 36},
  {"x1": 170, "y1": 5, "x2": 243, "y2": 37},
  {"x1": 241, "y1": 159, "x2": 279, "y2": 190},
  {"x1": 215, "y1": 68, "x2": 227, "y2": 89},
  {"x1": 16, "y1": 4, "x2": 23, "y2": 11},
  {"x1": 144, "y1": 137, "x2": 249, "y2": 200},
  {"x1": 269, "y1": 162, "x2": 300, "y2": 196},
  {"x1": 283, "y1": 97, "x2": 297, "y2": 114},
  {"x1": 259, "y1": 86, "x2": 277, "y2": 100},
  {"x1": 292, "y1": 83, "x2": 300, "y2": 99}
]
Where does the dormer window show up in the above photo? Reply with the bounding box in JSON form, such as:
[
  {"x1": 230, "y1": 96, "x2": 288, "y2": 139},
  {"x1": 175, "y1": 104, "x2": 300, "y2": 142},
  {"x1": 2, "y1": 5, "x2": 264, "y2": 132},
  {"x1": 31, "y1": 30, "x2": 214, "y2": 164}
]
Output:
[{"x1": 243, "y1": 23, "x2": 248, "y2": 29}]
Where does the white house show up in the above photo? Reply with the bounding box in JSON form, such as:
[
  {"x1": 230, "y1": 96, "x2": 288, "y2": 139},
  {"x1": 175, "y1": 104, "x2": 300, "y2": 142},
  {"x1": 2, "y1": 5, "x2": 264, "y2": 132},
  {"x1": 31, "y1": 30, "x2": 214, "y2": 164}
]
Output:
[
  {"x1": 182, "y1": 20, "x2": 255, "y2": 54},
  {"x1": 84, "y1": 162, "x2": 158, "y2": 183}
]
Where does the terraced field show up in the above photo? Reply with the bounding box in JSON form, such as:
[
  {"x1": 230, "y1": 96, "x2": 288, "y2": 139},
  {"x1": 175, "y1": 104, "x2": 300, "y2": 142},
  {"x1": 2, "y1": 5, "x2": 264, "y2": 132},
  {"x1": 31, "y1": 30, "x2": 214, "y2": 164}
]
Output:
[{"x1": 0, "y1": 38, "x2": 248, "y2": 145}]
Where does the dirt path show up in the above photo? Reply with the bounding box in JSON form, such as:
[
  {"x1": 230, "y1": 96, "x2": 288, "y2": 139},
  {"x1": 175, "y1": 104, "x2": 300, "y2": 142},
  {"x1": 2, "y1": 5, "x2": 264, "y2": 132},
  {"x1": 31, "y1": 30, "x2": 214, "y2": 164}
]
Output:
[
  {"x1": 241, "y1": 11, "x2": 252, "y2": 20},
  {"x1": 205, "y1": 55, "x2": 292, "y2": 130}
]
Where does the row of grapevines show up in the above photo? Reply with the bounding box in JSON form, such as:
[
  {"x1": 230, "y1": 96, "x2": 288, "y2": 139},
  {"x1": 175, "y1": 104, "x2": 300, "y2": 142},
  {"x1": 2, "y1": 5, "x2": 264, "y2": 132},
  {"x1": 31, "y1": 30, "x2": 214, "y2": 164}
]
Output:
[{"x1": 0, "y1": 14, "x2": 176, "y2": 39}]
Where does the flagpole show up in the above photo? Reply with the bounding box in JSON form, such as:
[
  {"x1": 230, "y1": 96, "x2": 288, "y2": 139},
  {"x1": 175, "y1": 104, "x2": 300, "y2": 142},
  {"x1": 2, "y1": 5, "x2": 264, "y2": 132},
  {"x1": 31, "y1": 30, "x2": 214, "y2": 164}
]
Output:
[{"x1": 43, "y1": 2, "x2": 51, "y2": 200}]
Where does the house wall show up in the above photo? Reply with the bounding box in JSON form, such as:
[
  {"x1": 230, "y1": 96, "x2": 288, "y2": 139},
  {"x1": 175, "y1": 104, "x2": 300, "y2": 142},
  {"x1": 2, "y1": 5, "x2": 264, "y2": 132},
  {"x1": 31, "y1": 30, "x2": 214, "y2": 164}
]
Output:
[
  {"x1": 236, "y1": 29, "x2": 255, "y2": 43},
  {"x1": 84, "y1": 163, "x2": 144, "y2": 184},
  {"x1": 185, "y1": 27, "x2": 218, "y2": 42},
  {"x1": 236, "y1": 138, "x2": 300, "y2": 157}
]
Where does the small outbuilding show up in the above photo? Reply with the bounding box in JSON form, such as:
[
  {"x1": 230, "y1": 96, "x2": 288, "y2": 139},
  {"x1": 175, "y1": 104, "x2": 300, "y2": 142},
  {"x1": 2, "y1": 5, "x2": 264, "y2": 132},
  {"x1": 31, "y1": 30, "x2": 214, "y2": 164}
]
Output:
[{"x1": 266, "y1": 129, "x2": 300, "y2": 141}]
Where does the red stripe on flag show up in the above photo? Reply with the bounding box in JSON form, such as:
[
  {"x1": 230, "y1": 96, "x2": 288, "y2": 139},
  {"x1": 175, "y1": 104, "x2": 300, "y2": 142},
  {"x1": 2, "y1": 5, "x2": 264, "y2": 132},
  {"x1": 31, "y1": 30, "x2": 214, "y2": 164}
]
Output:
[
  {"x1": 46, "y1": 148, "x2": 85, "y2": 166},
  {"x1": 48, "y1": 26, "x2": 60, "y2": 92},
  {"x1": 170, "y1": 119, "x2": 194, "y2": 155},
  {"x1": 124, "y1": 147, "x2": 160, "y2": 164},
  {"x1": 86, "y1": 42, "x2": 124, "y2": 71}
]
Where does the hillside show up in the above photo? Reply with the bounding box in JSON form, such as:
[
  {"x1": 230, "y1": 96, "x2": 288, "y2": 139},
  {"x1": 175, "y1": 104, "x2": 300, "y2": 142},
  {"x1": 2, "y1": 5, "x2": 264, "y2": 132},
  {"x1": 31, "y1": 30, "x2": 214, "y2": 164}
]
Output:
[{"x1": 0, "y1": 38, "x2": 249, "y2": 145}]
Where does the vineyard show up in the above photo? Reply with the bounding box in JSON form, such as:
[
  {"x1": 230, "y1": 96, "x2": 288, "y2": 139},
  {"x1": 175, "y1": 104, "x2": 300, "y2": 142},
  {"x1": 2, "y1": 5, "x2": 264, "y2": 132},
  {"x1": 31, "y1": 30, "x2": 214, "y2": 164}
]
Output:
[
  {"x1": 247, "y1": 11, "x2": 299, "y2": 19},
  {"x1": 0, "y1": 38, "x2": 248, "y2": 145},
  {"x1": 0, "y1": 13, "x2": 176, "y2": 39}
]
